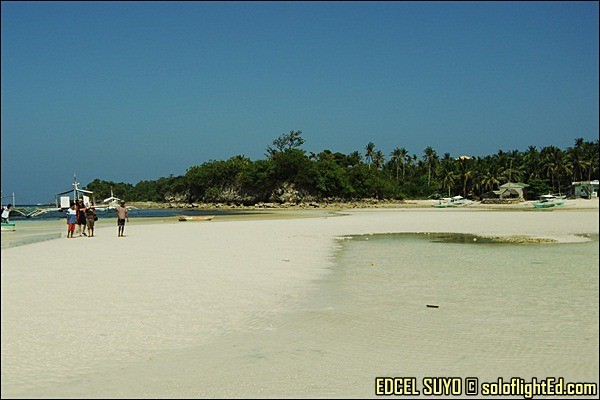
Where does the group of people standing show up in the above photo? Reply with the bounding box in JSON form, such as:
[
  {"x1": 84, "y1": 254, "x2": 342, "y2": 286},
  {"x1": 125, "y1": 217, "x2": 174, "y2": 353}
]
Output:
[
  {"x1": 66, "y1": 199, "x2": 129, "y2": 238},
  {"x1": 66, "y1": 198, "x2": 97, "y2": 238}
]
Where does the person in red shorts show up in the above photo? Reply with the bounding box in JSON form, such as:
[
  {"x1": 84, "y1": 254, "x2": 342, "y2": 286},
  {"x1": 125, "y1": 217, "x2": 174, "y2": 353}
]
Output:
[{"x1": 66, "y1": 203, "x2": 77, "y2": 238}]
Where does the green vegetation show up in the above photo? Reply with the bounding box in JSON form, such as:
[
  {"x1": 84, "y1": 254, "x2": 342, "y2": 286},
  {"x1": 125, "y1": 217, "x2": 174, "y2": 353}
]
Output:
[{"x1": 86, "y1": 132, "x2": 599, "y2": 204}]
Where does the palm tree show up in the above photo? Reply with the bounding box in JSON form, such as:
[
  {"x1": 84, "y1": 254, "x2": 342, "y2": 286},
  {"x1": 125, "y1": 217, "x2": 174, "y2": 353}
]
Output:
[
  {"x1": 373, "y1": 150, "x2": 385, "y2": 170},
  {"x1": 398, "y1": 147, "x2": 409, "y2": 180},
  {"x1": 570, "y1": 138, "x2": 587, "y2": 182},
  {"x1": 553, "y1": 151, "x2": 573, "y2": 196},
  {"x1": 470, "y1": 165, "x2": 485, "y2": 198},
  {"x1": 423, "y1": 146, "x2": 437, "y2": 186},
  {"x1": 365, "y1": 142, "x2": 375, "y2": 169},
  {"x1": 523, "y1": 145, "x2": 540, "y2": 181},
  {"x1": 482, "y1": 170, "x2": 501, "y2": 192},
  {"x1": 437, "y1": 153, "x2": 455, "y2": 196},
  {"x1": 541, "y1": 146, "x2": 559, "y2": 191},
  {"x1": 585, "y1": 140, "x2": 600, "y2": 183},
  {"x1": 346, "y1": 151, "x2": 363, "y2": 167},
  {"x1": 500, "y1": 159, "x2": 525, "y2": 184},
  {"x1": 455, "y1": 156, "x2": 473, "y2": 197},
  {"x1": 390, "y1": 148, "x2": 402, "y2": 181},
  {"x1": 568, "y1": 149, "x2": 587, "y2": 184}
]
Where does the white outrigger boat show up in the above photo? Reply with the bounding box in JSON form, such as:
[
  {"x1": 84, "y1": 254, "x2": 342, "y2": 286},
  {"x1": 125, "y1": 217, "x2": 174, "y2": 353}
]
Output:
[
  {"x1": 92, "y1": 187, "x2": 122, "y2": 212},
  {"x1": 434, "y1": 195, "x2": 466, "y2": 208},
  {"x1": 25, "y1": 177, "x2": 96, "y2": 218},
  {"x1": 24, "y1": 178, "x2": 136, "y2": 218}
]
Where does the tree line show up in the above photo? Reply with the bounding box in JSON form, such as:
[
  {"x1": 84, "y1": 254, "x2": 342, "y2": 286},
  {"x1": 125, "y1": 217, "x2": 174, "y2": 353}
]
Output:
[{"x1": 86, "y1": 131, "x2": 599, "y2": 204}]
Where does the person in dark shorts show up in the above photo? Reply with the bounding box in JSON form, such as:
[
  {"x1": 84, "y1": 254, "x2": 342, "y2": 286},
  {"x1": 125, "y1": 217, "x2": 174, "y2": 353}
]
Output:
[
  {"x1": 86, "y1": 203, "x2": 97, "y2": 237},
  {"x1": 116, "y1": 201, "x2": 129, "y2": 237},
  {"x1": 76, "y1": 199, "x2": 87, "y2": 237}
]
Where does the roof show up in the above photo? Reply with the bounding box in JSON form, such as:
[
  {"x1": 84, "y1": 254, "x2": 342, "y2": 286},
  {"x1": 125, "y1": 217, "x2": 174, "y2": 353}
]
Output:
[
  {"x1": 499, "y1": 182, "x2": 529, "y2": 189},
  {"x1": 572, "y1": 180, "x2": 599, "y2": 185},
  {"x1": 493, "y1": 188, "x2": 521, "y2": 196}
]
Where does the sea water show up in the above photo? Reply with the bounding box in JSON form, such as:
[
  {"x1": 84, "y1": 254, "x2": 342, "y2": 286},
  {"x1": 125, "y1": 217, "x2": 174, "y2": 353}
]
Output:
[
  {"x1": 256, "y1": 233, "x2": 599, "y2": 397},
  {"x1": 319, "y1": 234, "x2": 599, "y2": 381}
]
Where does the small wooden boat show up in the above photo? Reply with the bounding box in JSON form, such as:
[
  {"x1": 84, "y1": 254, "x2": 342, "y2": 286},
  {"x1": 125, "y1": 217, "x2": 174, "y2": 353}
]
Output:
[
  {"x1": 1, "y1": 222, "x2": 16, "y2": 231},
  {"x1": 178, "y1": 215, "x2": 214, "y2": 222},
  {"x1": 426, "y1": 304, "x2": 439, "y2": 308}
]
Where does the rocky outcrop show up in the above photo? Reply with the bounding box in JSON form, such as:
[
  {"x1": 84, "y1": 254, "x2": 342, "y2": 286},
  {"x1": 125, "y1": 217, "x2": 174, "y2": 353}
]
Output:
[{"x1": 269, "y1": 182, "x2": 316, "y2": 204}]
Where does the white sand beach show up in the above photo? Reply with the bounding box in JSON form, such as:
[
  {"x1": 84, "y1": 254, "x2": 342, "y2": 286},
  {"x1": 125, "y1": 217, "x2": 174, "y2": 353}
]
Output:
[{"x1": 2, "y1": 203, "x2": 599, "y2": 398}]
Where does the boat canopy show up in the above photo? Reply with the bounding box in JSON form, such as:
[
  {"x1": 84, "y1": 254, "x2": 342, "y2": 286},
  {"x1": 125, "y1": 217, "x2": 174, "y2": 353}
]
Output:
[{"x1": 55, "y1": 188, "x2": 93, "y2": 196}]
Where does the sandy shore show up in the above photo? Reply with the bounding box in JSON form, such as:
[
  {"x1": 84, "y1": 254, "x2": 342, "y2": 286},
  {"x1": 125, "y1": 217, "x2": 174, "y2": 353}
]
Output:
[
  {"x1": 130, "y1": 196, "x2": 600, "y2": 211},
  {"x1": 2, "y1": 205, "x2": 599, "y2": 398}
]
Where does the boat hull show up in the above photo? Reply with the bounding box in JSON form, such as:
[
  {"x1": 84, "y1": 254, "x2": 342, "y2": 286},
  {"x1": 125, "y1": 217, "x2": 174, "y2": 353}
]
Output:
[
  {"x1": 178, "y1": 216, "x2": 214, "y2": 222},
  {"x1": 533, "y1": 202, "x2": 555, "y2": 209},
  {"x1": 1, "y1": 222, "x2": 16, "y2": 231}
]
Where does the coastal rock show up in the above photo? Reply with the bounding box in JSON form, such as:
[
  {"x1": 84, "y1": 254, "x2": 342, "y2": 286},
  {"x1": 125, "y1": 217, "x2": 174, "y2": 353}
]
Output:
[{"x1": 270, "y1": 182, "x2": 315, "y2": 204}]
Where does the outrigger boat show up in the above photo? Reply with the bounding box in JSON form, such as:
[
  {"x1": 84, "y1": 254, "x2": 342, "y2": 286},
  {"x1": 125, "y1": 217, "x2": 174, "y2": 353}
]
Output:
[
  {"x1": 434, "y1": 195, "x2": 465, "y2": 208},
  {"x1": 533, "y1": 194, "x2": 564, "y2": 209},
  {"x1": 26, "y1": 176, "x2": 95, "y2": 217},
  {"x1": 93, "y1": 187, "x2": 122, "y2": 212},
  {"x1": 22, "y1": 177, "x2": 136, "y2": 218},
  {"x1": 1, "y1": 221, "x2": 16, "y2": 231}
]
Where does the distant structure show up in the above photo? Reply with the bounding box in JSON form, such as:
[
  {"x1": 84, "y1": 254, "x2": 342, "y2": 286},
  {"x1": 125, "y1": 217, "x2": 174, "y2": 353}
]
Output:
[
  {"x1": 495, "y1": 182, "x2": 529, "y2": 200},
  {"x1": 572, "y1": 180, "x2": 599, "y2": 198},
  {"x1": 482, "y1": 182, "x2": 529, "y2": 201}
]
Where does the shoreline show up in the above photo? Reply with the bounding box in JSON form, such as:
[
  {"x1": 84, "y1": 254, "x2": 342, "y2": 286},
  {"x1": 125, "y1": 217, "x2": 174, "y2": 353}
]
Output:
[
  {"x1": 2, "y1": 200, "x2": 598, "y2": 250},
  {"x1": 129, "y1": 197, "x2": 600, "y2": 211},
  {"x1": 2, "y1": 208, "x2": 599, "y2": 398}
]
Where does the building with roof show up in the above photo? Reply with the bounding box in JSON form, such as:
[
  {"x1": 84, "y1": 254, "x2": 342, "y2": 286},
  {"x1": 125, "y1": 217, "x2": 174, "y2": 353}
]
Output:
[
  {"x1": 492, "y1": 182, "x2": 529, "y2": 200},
  {"x1": 572, "y1": 180, "x2": 599, "y2": 198}
]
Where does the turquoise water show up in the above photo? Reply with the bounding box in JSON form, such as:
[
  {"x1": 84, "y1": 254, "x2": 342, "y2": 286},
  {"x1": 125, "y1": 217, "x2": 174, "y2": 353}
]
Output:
[{"x1": 317, "y1": 233, "x2": 600, "y2": 383}]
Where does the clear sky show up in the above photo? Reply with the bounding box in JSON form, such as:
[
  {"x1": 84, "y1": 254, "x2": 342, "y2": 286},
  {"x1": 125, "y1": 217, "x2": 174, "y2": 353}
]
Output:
[{"x1": 1, "y1": 1, "x2": 598, "y2": 203}]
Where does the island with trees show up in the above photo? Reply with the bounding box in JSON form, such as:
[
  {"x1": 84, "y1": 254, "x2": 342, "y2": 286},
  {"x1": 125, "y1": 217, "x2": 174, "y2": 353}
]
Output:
[{"x1": 86, "y1": 132, "x2": 599, "y2": 208}]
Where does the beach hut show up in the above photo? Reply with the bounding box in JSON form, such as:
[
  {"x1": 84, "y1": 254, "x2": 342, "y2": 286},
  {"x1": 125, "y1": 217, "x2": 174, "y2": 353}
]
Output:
[
  {"x1": 572, "y1": 180, "x2": 599, "y2": 198},
  {"x1": 492, "y1": 182, "x2": 529, "y2": 200}
]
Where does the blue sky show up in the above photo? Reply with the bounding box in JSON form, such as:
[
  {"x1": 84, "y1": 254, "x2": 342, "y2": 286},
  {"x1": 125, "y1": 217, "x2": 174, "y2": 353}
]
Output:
[{"x1": 1, "y1": 1, "x2": 598, "y2": 203}]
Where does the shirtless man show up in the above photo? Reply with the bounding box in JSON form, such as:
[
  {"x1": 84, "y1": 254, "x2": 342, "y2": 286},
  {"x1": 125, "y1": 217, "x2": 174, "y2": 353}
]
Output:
[{"x1": 117, "y1": 201, "x2": 129, "y2": 237}]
